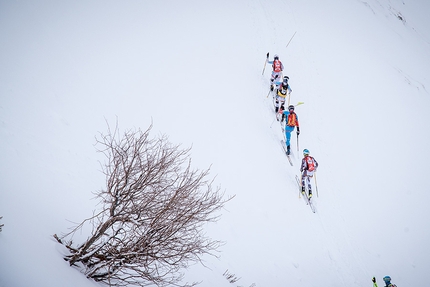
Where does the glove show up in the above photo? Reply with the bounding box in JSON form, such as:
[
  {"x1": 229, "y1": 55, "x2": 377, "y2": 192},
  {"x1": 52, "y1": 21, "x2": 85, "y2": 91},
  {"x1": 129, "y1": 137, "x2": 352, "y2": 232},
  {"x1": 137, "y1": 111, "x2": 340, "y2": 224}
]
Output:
[
  {"x1": 372, "y1": 277, "x2": 376, "y2": 283},
  {"x1": 296, "y1": 127, "x2": 300, "y2": 135}
]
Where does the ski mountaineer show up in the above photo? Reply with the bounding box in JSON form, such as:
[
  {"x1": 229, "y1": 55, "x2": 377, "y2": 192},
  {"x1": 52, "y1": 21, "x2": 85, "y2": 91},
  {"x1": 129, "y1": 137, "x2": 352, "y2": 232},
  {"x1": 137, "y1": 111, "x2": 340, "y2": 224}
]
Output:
[
  {"x1": 267, "y1": 54, "x2": 283, "y2": 90},
  {"x1": 274, "y1": 76, "x2": 292, "y2": 113},
  {"x1": 382, "y1": 276, "x2": 397, "y2": 287},
  {"x1": 300, "y1": 149, "x2": 318, "y2": 198},
  {"x1": 280, "y1": 105, "x2": 300, "y2": 155}
]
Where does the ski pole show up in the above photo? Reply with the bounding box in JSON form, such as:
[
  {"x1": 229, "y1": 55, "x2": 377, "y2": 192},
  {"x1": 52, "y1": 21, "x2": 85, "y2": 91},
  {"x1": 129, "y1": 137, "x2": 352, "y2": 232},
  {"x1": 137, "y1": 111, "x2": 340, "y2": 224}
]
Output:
[
  {"x1": 299, "y1": 180, "x2": 301, "y2": 199},
  {"x1": 372, "y1": 277, "x2": 378, "y2": 287},
  {"x1": 270, "y1": 116, "x2": 277, "y2": 128},
  {"x1": 315, "y1": 172, "x2": 319, "y2": 197},
  {"x1": 286, "y1": 31, "x2": 297, "y2": 49},
  {"x1": 262, "y1": 52, "x2": 269, "y2": 75},
  {"x1": 295, "y1": 101, "x2": 302, "y2": 155}
]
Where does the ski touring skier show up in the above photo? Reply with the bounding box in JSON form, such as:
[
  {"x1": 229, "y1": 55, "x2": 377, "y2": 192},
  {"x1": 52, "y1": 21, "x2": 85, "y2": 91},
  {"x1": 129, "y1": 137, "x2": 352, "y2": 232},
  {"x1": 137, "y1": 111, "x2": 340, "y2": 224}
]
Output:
[
  {"x1": 382, "y1": 276, "x2": 397, "y2": 287},
  {"x1": 267, "y1": 54, "x2": 284, "y2": 90},
  {"x1": 300, "y1": 149, "x2": 318, "y2": 199},
  {"x1": 274, "y1": 76, "x2": 292, "y2": 112},
  {"x1": 281, "y1": 104, "x2": 300, "y2": 155}
]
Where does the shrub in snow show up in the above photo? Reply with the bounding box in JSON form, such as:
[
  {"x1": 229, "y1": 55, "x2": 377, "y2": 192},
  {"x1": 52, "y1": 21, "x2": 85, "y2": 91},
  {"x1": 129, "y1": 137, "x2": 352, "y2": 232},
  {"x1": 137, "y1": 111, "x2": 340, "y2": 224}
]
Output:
[{"x1": 54, "y1": 124, "x2": 232, "y2": 287}]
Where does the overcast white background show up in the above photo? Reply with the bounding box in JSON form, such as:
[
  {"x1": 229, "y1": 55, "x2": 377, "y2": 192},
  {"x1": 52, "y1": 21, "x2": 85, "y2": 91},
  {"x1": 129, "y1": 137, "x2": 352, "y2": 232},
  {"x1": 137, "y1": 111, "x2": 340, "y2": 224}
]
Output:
[{"x1": 1, "y1": 0, "x2": 429, "y2": 286}]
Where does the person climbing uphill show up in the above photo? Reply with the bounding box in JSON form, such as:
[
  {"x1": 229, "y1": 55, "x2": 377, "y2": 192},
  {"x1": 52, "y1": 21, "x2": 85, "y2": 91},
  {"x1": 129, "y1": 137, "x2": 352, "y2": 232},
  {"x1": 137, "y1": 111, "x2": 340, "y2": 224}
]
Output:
[
  {"x1": 267, "y1": 54, "x2": 283, "y2": 90},
  {"x1": 281, "y1": 104, "x2": 299, "y2": 155},
  {"x1": 300, "y1": 149, "x2": 318, "y2": 199}
]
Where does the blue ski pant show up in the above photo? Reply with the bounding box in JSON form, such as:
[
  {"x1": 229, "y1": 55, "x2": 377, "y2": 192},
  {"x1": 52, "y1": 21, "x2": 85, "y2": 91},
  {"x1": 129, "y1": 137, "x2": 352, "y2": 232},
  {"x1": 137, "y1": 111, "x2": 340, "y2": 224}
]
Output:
[{"x1": 285, "y1": 125, "x2": 295, "y2": 147}]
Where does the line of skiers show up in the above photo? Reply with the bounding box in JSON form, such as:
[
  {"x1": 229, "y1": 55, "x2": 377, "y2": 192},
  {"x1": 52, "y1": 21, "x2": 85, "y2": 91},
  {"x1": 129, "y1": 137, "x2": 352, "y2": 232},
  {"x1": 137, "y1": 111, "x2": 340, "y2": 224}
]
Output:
[
  {"x1": 267, "y1": 54, "x2": 318, "y2": 199},
  {"x1": 268, "y1": 54, "x2": 397, "y2": 286}
]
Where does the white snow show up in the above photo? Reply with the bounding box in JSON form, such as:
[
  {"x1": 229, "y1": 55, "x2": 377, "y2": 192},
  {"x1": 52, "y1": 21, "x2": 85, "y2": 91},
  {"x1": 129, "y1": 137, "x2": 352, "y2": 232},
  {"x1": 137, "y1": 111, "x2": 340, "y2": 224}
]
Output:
[{"x1": 1, "y1": 0, "x2": 429, "y2": 286}]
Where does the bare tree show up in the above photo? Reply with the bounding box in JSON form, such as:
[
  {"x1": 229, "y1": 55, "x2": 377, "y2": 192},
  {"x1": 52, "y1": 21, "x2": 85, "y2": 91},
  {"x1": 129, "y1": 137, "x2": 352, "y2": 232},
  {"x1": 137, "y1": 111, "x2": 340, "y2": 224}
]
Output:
[{"x1": 54, "y1": 123, "x2": 232, "y2": 287}]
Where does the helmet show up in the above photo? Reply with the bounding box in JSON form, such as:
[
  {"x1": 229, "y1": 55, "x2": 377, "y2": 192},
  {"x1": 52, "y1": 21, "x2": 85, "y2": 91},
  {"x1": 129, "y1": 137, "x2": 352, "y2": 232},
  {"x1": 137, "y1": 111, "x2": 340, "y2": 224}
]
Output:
[
  {"x1": 303, "y1": 149, "x2": 310, "y2": 156},
  {"x1": 288, "y1": 105, "x2": 294, "y2": 111},
  {"x1": 383, "y1": 276, "x2": 391, "y2": 283},
  {"x1": 283, "y1": 76, "x2": 289, "y2": 84},
  {"x1": 274, "y1": 54, "x2": 279, "y2": 60}
]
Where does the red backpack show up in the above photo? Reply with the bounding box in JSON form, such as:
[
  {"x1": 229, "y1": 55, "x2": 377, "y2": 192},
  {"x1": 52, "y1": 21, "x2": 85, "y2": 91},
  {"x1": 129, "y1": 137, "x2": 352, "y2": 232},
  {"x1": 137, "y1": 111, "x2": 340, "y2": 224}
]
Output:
[
  {"x1": 273, "y1": 60, "x2": 282, "y2": 72},
  {"x1": 305, "y1": 156, "x2": 315, "y2": 171}
]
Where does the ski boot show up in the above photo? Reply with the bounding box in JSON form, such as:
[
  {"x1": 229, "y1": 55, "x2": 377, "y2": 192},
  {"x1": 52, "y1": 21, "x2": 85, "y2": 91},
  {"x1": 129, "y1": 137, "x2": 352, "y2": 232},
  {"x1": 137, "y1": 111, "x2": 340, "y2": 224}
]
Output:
[
  {"x1": 301, "y1": 186, "x2": 305, "y2": 195},
  {"x1": 286, "y1": 145, "x2": 291, "y2": 155}
]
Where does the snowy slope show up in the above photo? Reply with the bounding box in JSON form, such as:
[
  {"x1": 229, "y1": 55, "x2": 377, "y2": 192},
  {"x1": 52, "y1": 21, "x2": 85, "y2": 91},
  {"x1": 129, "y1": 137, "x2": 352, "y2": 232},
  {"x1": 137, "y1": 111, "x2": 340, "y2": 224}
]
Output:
[{"x1": 1, "y1": 0, "x2": 429, "y2": 287}]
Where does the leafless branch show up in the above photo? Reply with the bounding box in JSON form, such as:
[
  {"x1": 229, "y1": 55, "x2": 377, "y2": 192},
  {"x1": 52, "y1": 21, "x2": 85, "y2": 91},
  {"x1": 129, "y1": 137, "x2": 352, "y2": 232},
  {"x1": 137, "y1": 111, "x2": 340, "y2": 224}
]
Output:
[{"x1": 55, "y1": 123, "x2": 233, "y2": 287}]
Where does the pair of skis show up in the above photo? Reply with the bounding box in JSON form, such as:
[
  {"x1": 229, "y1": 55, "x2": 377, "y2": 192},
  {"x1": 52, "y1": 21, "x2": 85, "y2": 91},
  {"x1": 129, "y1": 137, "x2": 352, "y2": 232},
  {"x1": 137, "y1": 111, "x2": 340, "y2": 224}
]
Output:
[{"x1": 295, "y1": 175, "x2": 316, "y2": 213}]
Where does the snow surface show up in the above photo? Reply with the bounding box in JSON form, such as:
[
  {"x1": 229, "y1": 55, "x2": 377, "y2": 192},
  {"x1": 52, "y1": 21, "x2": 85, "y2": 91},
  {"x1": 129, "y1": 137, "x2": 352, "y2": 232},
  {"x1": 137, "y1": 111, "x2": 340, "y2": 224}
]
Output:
[{"x1": 1, "y1": 0, "x2": 430, "y2": 286}]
